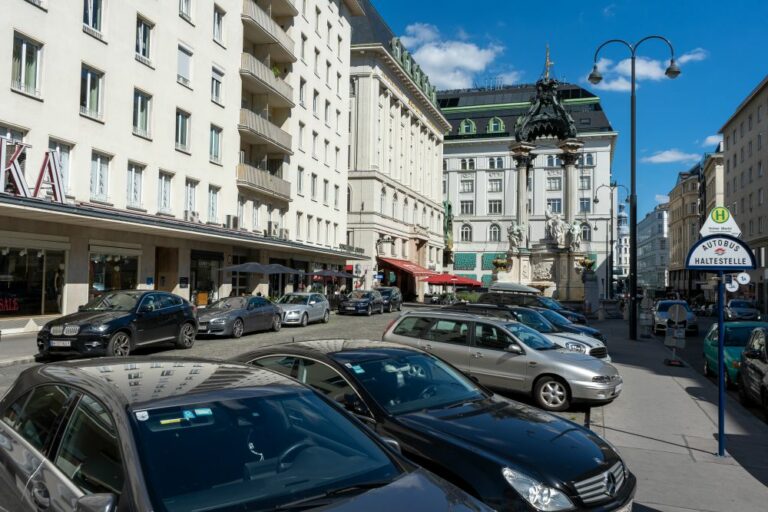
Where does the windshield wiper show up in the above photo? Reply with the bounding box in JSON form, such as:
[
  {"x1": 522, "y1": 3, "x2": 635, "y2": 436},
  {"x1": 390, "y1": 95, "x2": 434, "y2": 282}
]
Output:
[{"x1": 274, "y1": 481, "x2": 391, "y2": 510}]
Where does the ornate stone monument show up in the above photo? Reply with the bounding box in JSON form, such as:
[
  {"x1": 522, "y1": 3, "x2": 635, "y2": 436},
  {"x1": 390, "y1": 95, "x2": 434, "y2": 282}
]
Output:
[{"x1": 493, "y1": 48, "x2": 588, "y2": 300}]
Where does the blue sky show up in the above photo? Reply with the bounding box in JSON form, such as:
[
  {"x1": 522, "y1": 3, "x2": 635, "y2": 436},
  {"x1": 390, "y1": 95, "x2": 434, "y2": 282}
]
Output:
[{"x1": 374, "y1": 0, "x2": 768, "y2": 217}]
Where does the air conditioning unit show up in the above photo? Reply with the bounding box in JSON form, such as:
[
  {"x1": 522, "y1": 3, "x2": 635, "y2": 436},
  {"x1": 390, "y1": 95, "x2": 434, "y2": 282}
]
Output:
[
  {"x1": 265, "y1": 221, "x2": 279, "y2": 237},
  {"x1": 184, "y1": 210, "x2": 201, "y2": 223},
  {"x1": 278, "y1": 228, "x2": 290, "y2": 240},
  {"x1": 225, "y1": 215, "x2": 240, "y2": 230}
]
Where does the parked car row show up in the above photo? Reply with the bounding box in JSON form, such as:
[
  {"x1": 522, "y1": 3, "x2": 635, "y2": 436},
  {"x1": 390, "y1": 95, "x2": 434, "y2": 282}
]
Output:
[{"x1": 337, "y1": 287, "x2": 403, "y2": 315}]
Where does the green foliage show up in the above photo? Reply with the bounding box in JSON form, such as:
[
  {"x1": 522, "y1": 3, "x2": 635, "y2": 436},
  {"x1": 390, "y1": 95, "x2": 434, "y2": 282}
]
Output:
[{"x1": 456, "y1": 291, "x2": 481, "y2": 303}]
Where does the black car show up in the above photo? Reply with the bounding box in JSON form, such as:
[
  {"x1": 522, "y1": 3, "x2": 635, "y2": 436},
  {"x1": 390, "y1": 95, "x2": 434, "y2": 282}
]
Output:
[
  {"x1": 530, "y1": 307, "x2": 607, "y2": 342},
  {"x1": 0, "y1": 357, "x2": 491, "y2": 512},
  {"x1": 36, "y1": 290, "x2": 197, "y2": 359},
  {"x1": 338, "y1": 290, "x2": 384, "y2": 315},
  {"x1": 738, "y1": 326, "x2": 768, "y2": 417},
  {"x1": 235, "y1": 341, "x2": 636, "y2": 512},
  {"x1": 378, "y1": 287, "x2": 403, "y2": 313},
  {"x1": 478, "y1": 292, "x2": 589, "y2": 324}
]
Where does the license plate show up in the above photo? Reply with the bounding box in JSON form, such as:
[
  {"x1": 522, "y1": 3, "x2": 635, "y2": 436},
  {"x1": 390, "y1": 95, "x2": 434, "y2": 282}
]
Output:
[
  {"x1": 615, "y1": 500, "x2": 633, "y2": 512},
  {"x1": 50, "y1": 340, "x2": 71, "y2": 348},
  {"x1": 346, "y1": 307, "x2": 356, "y2": 311},
  {"x1": 614, "y1": 383, "x2": 623, "y2": 394}
]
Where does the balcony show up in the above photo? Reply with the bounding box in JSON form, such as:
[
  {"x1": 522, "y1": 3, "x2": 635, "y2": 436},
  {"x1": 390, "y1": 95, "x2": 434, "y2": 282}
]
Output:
[
  {"x1": 241, "y1": 0, "x2": 296, "y2": 63},
  {"x1": 411, "y1": 225, "x2": 430, "y2": 241},
  {"x1": 240, "y1": 53, "x2": 294, "y2": 108},
  {"x1": 238, "y1": 109, "x2": 292, "y2": 154},
  {"x1": 237, "y1": 163, "x2": 291, "y2": 202}
]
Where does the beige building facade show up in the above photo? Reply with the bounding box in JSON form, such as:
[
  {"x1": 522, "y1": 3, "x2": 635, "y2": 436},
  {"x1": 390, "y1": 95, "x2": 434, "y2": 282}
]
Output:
[{"x1": 667, "y1": 168, "x2": 702, "y2": 296}]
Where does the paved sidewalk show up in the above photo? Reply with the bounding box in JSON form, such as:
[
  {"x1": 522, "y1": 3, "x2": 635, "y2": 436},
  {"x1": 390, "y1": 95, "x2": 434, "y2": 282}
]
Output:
[
  {"x1": 0, "y1": 333, "x2": 38, "y2": 367},
  {"x1": 592, "y1": 320, "x2": 768, "y2": 512}
]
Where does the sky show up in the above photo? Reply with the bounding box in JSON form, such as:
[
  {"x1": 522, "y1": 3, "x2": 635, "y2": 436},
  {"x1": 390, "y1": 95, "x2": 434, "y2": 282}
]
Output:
[{"x1": 373, "y1": 0, "x2": 768, "y2": 218}]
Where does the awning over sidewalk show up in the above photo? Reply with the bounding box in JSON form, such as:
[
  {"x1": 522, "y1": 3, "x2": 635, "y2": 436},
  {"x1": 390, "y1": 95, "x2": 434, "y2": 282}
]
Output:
[{"x1": 377, "y1": 257, "x2": 439, "y2": 277}]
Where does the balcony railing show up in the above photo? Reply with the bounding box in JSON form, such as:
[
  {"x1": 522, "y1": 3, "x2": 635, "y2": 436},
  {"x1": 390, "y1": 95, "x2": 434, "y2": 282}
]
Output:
[
  {"x1": 241, "y1": 0, "x2": 295, "y2": 57},
  {"x1": 11, "y1": 79, "x2": 41, "y2": 98},
  {"x1": 240, "y1": 53, "x2": 293, "y2": 104},
  {"x1": 82, "y1": 23, "x2": 105, "y2": 41},
  {"x1": 238, "y1": 108, "x2": 292, "y2": 152},
  {"x1": 177, "y1": 74, "x2": 191, "y2": 88},
  {"x1": 237, "y1": 163, "x2": 291, "y2": 201},
  {"x1": 132, "y1": 126, "x2": 151, "y2": 139}
]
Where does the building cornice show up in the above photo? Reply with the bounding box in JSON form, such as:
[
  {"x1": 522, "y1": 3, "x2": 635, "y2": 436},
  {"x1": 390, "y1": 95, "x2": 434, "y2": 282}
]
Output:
[
  {"x1": 719, "y1": 74, "x2": 768, "y2": 133},
  {"x1": 347, "y1": 169, "x2": 443, "y2": 210}
]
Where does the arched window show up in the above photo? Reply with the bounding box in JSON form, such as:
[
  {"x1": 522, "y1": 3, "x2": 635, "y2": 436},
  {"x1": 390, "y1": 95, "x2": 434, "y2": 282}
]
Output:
[
  {"x1": 459, "y1": 119, "x2": 476, "y2": 135},
  {"x1": 468, "y1": 158, "x2": 475, "y2": 170},
  {"x1": 392, "y1": 194, "x2": 398, "y2": 219},
  {"x1": 487, "y1": 117, "x2": 505, "y2": 133},
  {"x1": 547, "y1": 155, "x2": 555, "y2": 167},
  {"x1": 403, "y1": 198, "x2": 409, "y2": 223},
  {"x1": 495, "y1": 157, "x2": 503, "y2": 169},
  {"x1": 460, "y1": 224, "x2": 472, "y2": 242},
  {"x1": 581, "y1": 223, "x2": 592, "y2": 242},
  {"x1": 460, "y1": 158, "x2": 467, "y2": 170},
  {"x1": 489, "y1": 158, "x2": 496, "y2": 170},
  {"x1": 347, "y1": 186, "x2": 352, "y2": 212},
  {"x1": 586, "y1": 153, "x2": 594, "y2": 166},
  {"x1": 430, "y1": 211, "x2": 435, "y2": 230},
  {"x1": 380, "y1": 188, "x2": 386, "y2": 215},
  {"x1": 422, "y1": 207, "x2": 427, "y2": 226},
  {"x1": 489, "y1": 224, "x2": 501, "y2": 242},
  {"x1": 413, "y1": 203, "x2": 418, "y2": 225}
]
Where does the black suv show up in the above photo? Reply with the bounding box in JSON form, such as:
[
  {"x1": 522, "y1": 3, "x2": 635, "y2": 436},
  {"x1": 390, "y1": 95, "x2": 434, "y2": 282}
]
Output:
[
  {"x1": 378, "y1": 286, "x2": 403, "y2": 312},
  {"x1": 37, "y1": 290, "x2": 197, "y2": 359},
  {"x1": 738, "y1": 326, "x2": 768, "y2": 417},
  {"x1": 478, "y1": 292, "x2": 588, "y2": 324}
]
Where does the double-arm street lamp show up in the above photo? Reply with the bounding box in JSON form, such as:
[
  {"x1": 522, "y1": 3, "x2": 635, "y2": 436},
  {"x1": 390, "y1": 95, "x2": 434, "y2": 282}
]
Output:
[
  {"x1": 594, "y1": 182, "x2": 629, "y2": 300},
  {"x1": 588, "y1": 36, "x2": 680, "y2": 340}
]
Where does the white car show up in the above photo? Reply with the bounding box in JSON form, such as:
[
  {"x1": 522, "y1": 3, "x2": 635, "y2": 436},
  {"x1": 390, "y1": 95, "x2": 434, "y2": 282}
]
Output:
[{"x1": 653, "y1": 300, "x2": 698, "y2": 335}]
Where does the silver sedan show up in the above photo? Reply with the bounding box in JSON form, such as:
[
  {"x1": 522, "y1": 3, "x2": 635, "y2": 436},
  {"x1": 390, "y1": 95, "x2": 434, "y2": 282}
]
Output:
[{"x1": 277, "y1": 292, "x2": 331, "y2": 326}]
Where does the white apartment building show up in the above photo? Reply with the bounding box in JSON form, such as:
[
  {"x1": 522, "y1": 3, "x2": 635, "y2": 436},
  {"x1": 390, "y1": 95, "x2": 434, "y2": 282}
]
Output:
[
  {"x1": 345, "y1": 0, "x2": 449, "y2": 300},
  {"x1": 637, "y1": 203, "x2": 669, "y2": 294},
  {"x1": 613, "y1": 202, "x2": 629, "y2": 293},
  {"x1": 0, "y1": 0, "x2": 362, "y2": 328},
  {"x1": 439, "y1": 84, "x2": 617, "y2": 292}
]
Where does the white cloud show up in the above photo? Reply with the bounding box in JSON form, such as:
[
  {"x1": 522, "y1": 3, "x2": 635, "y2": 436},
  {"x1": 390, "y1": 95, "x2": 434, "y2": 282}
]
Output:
[
  {"x1": 497, "y1": 70, "x2": 523, "y2": 85},
  {"x1": 590, "y1": 76, "x2": 632, "y2": 92},
  {"x1": 641, "y1": 149, "x2": 701, "y2": 164},
  {"x1": 678, "y1": 48, "x2": 708, "y2": 64},
  {"x1": 655, "y1": 194, "x2": 670, "y2": 203},
  {"x1": 702, "y1": 134, "x2": 723, "y2": 147},
  {"x1": 399, "y1": 23, "x2": 505, "y2": 90}
]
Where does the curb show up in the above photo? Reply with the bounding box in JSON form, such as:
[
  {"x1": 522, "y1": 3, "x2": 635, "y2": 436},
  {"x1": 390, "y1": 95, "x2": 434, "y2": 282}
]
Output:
[{"x1": 0, "y1": 356, "x2": 36, "y2": 368}]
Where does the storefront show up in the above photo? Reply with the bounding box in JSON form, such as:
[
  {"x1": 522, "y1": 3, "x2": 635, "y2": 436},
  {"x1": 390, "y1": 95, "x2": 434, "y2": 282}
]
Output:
[
  {"x1": 0, "y1": 247, "x2": 66, "y2": 317},
  {"x1": 191, "y1": 250, "x2": 223, "y2": 306}
]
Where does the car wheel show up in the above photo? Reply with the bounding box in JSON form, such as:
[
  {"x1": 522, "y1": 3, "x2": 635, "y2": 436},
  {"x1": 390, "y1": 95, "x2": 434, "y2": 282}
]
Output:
[
  {"x1": 385, "y1": 304, "x2": 392, "y2": 313},
  {"x1": 272, "y1": 315, "x2": 282, "y2": 332},
  {"x1": 322, "y1": 310, "x2": 330, "y2": 323},
  {"x1": 175, "y1": 322, "x2": 196, "y2": 349},
  {"x1": 397, "y1": 302, "x2": 402, "y2": 311},
  {"x1": 379, "y1": 304, "x2": 384, "y2": 314},
  {"x1": 703, "y1": 358, "x2": 714, "y2": 377},
  {"x1": 300, "y1": 313, "x2": 308, "y2": 327},
  {"x1": 106, "y1": 331, "x2": 131, "y2": 357},
  {"x1": 534, "y1": 376, "x2": 570, "y2": 412},
  {"x1": 725, "y1": 372, "x2": 736, "y2": 390},
  {"x1": 366, "y1": 305, "x2": 372, "y2": 316},
  {"x1": 737, "y1": 375, "x2": 750, "y2": 405},
  {"x1": 232, "y1": 318, "x2": 244, "y2": 339}
]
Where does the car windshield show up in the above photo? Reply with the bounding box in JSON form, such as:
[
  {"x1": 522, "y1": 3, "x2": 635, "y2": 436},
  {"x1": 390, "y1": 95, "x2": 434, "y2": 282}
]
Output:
[
  {"x1": 208, "y1": 297, "x2": 247, "y2": 310},
  {"x1": 537, "y1": 308, "x2": 573, "y2": 326},
  {"x1": 352, "y1": 353, "x2": 484, "y2": 415},
  {"x1": 730, "y1": 300, "x2": 755, "y2": 309},
  {"x1": 657, "y1": 302, "x2": 690, "y2": 313},
  {"x1": 724, "y1": 325, "x2": 763, "y2": 346},
  {"x1": 278, "y1": 294, "x2": 309, "y2": 305},
  {"x1": 513, "y1": 309, "x2": 558, "y2": 333},
  {"x1": 81, "y1": 292, "x2": 140, "y2": 311},
  {"x1": 505, "y1": 323, "x2": 558, "y2": 350},
  {"x1": 348, "y1": 291, "x2": 371, "y2": 300},
  {"x1": 131, "y1": 390, "x2": 400, "y2": 512},
  {"x1": 379, "y1": 289, "x2": 393, "y2": 297},
  {"x1": 538, "y1": 297, "x2": 564, "y2": 310}
]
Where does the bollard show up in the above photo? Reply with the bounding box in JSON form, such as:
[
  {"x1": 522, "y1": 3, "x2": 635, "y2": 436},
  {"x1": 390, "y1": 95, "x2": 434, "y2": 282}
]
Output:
[
  {"x1": 583, "y1": 407, "x2": 592, "y2": 429},
  {"x1": 597, "y1": 308, "x2": 605, "y2": 321}
]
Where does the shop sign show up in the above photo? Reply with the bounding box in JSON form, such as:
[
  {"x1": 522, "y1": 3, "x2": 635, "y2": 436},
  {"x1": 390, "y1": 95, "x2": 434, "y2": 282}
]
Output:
[
  {"x1": 0, "y1": 297, "x2": 20, "y2": 312},
  {"x1": 685, "y1": 235, "x2": 756, "y2": 271}
]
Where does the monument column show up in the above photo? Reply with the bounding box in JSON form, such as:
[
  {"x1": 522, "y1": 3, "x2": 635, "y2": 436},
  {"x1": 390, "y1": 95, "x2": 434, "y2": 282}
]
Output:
[
  {"x1": 559, "y1": 138, "x2": 583, "y2": 223},
  {"x1": 510, "y1": 142, "x2": 536, "y2": 232}
]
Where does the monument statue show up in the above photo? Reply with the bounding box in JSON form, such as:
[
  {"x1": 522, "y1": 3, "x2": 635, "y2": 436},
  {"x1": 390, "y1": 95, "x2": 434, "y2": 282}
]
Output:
[
  {"x1": 566, "y1": 222, "x2": 582, "y2": 252},
  {"x1": 545, "y1": 208, "x2": 567, "y2": 246},
  {"x1": 443, "y1": 201, "x2": 454, "y2": 251},
  {"x1": 507, "y1": 221, "x2": 526, "y2": 250}
]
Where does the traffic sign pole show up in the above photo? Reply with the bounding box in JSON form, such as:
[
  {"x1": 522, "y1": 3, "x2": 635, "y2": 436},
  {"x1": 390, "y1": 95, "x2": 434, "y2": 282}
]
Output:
[{"x1": 717, "y1": 270, "x2": 726, "y2": 457}]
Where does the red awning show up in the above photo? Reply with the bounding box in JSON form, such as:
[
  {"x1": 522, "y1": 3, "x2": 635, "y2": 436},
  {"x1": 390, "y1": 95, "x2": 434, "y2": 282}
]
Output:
[
  {"x1": 421, "y1": 274, "x2": 482, "y2": 287},
  {"x1": 377, "y1": 257, "x2": 439, "y2": 277}
]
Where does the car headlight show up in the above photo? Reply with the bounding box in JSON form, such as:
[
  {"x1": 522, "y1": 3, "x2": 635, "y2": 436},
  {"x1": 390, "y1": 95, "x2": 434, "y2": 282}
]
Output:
[
  {"x1": 210, "y1": 318, "x2": 227, "y2": 324},
  {"x1": 90, "y1": 324, "x2": 110, "y2": 333},
  {"x1": 286, "y1": 310, "x2": 299, "y2": 316},
  {"x1": 502, "y1": 468, "x2": 574, "y2": 511},
  {"x1": 565, "y1": 341, "x2": 587, "y2": 353},
  {"x1": 592, "y1": 375, "x2": 617, "y2": 383}
]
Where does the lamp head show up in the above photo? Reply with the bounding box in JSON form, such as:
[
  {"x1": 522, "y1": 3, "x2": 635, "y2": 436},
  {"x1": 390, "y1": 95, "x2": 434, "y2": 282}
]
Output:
[
  {"x1": 588, "y1": 64, "x2": 603, "y2": 85},
  {"x1": 665, "y1": 58, "x2": 681, "y2": 79},
  {"x1": 593, "y1": 197, "x2": 600, "y2": 204}
]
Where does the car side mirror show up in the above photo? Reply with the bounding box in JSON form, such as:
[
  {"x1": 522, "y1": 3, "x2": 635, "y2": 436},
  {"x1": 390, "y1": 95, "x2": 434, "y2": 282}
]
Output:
[
  {"x1": 76, "y1": 493, "x2": 116, "y2": 512},
  {"x1": 505, "y1": 344, "x2": 524, "y2": 355},
  {"x1": 342, "y1": 393, "x2": 371, "y2": 418},
  {"x1": 380, "y1": 436, "x2": 402, "y2": 454}
]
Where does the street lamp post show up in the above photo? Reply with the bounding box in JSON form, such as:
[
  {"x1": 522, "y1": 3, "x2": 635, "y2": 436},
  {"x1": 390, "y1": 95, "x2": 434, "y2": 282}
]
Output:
[
  {"x1": 588, "y1": 36, "x2": 680, "y2": 340},
  {"x1": 594, "y1": 182, "x2": 629, "y2": 300}
]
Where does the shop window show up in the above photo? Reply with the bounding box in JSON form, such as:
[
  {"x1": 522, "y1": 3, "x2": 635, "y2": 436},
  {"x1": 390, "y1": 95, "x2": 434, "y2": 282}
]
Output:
[
  {"x1": 0, "y1": 248, "x2": 66, "y2": 317},
  {"x1": 89, "y1": 253, "x2": 138, "y2": 299}
]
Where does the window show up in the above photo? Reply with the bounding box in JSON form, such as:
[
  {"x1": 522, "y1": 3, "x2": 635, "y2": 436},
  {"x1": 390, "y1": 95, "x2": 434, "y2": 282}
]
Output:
[
  {"x1": 295, "y1": 358, "x2": 356, "y2": 403},
  {"x1": 546, "y1": 155, "x2": 555, "y2": 167},
  {"x1": 209, "y1": 125, "x2": 222, "y2": 163},
  {"x1": 392, "y1": 194, "x2": 398, "y2": 219},
  {"x1": 488, "y1": 200, "x2": 502, "y2": 214},
  {"x1": 297, "y1": 167, "x2": 304, "y2": 195},
  {"x1": 83, "y1": 0, "x2": 103, "y2": 32},
  {"x1": 336, "y1": 72, "x2": 341, "y2": 95},
  {"x1": 475, "y1": 324, "x2": 512, "y2": 350},
  {"x1": 337, "y1": 35, "x2": 342, "y2": 55},
  {"x1": 324, "y1": 100, "x2": 330, "y2": 124},
  {"x1": 487, "y1": 117, "x2": 505, "y2": 133},
  {"x1": 298, "y1": 122, "x2": 305, "y2": 150},
  {"x1": 460, "y1": 179, "x2": 474, "y2": 193},
  {"x1": 135, "y1": 17, "x2": 152, "y2": 63},
  {"x1": 48, "y1": 139, "x2": 72, "y2": 194},
  {"x1": 311, "y1": 131, "x2": 318, "y2": 157},
  {"x1": 90, "y1": 151, "x2": 109, "y2": 201},
  {"x1": 579, "y1": 198, "x2": 591, "y2": 213},
  {"x1": 132, "y1": 89, "x2": 151, "y2": 138},
  {"x1": 579, "y1": 175, "x2": 591, "y2": 190},
  {"x1": 323, "y1": 179, "x2": 329, "y2": 204},
  {"x1": 158, "y1": 172, "x2": 172, "y2": 213},
  {"x1": 4, "y1": 385, "x2": 73, "y2": 451},
  {"x1": 547, "y1": 198, "x2": 562, "y2": 214},
  {"x1": 312, "y1": 90, "x2": 319, "y2": 114},
  {"x1": 489, "y1": 224, "x2": 501, "y2": 242},
  {"x1": 585, "y1": 153, "x2": 594, "y2": 166},
  {"x1": 213, "y1": 5, "x2": 225, "y2": 43},
  {"x1": 334, "y1": 147, "x2": 340, "y2": 170},
  {"x1": 80, "y1": 65, "x2": 103, "y2": 119},
  {"x1": 12, "y1": 33, "x2": 42, "y2": 97},
  {"x1": 488, "y1": 157, "x2": 503, "y2": 169},
  {"x1": 334, "y1": 185, "x2": 339, "y2": 208},
  {"x1": 179, "y1": 0, "x2": 192, "y2": 21},
  {"x1": 393, "y1": 316, "x2": 432, "y2": 338},
  {"x1": 459, "y1": 119, "x2": 476, "y2": 134},
  {"x1": 314, "y1": 48, "x2": 320, "y2": 75},
  {"x1": 425, "y1": 319, "x2": 470, "y2": 345},
  {"x1": 175, "y1": 110, "x2": 190, "y2": 152},
  {"x1": 325, "y1": 61, "x2": 331, "y2": 85},
  {"x1": 460, "y1": 224, "x2": 472, "y2": 241},
  {"x1": 252, "y1": 199, "x2": 260, "y2": 229},
  {"x1": 300, "y1": 34, "x2": 307, "y2": 60},
  {"x1": 460, "y1": 200, "x2": 474, "y2": 215},
  {"x1": 311, "y1": 173, "x2": 318, "y2": 199},
  {"x1": 488, "y1": 178, "x2": 502, "y2": 192},
  {"x1": 380, "y1": 189, "x2": 387, "y2": 214},
  {"x1": 467, "y1": 158, "x2": 475, "y2": 170},
  {"x1": 208, "y1": 186, "x2": 219, "y2": 222},
  {"x1": 581, "y1": 223, "x2": 591, "y2": 242},
  {"x1": 299, "y1": 78, "x2": 306, "y2": 105},
  {"x1": 177, "y1": 46, "x2": 192, "y2": 87},
  {"x1": 546, "y1": 177, "x2": 562, "y2": 191},
  {"x1": 211, "y1": 67, "x2": 223, "y2": 103},
  {"x1": 314, "y1": 6, "x2": 321, "y2": 32},
  {"x1": 126, "y1": 162, "x2": 143, "y2": 207},
  {"x1": 185, "y1": 179, "x2": 197, "y2": 212}
]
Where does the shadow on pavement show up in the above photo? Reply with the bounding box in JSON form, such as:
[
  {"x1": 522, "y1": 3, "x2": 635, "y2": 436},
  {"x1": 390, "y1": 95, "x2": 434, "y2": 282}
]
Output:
[
  {"x1": 632, "y1": 505, "x2": 664, "y2": 512},
  {"x1": 592, "y1": 424, "x2": 712, "y2": 455}
]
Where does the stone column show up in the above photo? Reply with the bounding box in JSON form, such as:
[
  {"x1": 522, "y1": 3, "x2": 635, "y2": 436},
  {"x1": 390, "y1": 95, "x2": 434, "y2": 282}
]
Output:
[
  {"x1": 559, "y1": 138, "x2": 583, "y2": 224},
  {"x1": 510, "y1": 142, "x2": 536, "y2": 234}
]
